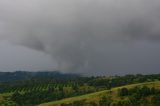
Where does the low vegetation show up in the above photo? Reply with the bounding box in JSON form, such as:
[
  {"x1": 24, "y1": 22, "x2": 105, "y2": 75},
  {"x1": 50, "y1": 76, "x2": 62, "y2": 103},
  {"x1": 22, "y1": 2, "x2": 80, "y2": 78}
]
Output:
[
  {"x1": 0, "y1": 73, "x2": 160, "y2": 106},
  {"x1": 39, "y1": 81, "x2": 160, "y2": 106}
]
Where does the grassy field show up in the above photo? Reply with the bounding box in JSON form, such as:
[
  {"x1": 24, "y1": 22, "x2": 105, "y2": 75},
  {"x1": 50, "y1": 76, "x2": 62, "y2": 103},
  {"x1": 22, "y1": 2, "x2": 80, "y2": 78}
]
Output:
[
  {"x1": 0, "y1": 93, "x2": 11, "y2": 101},
  {"x1": 38, "y1": 81, "x2": 160, "y2": 106},
  {"x1": 0, "y1": 93, "x2": 13, "y2": 105}
]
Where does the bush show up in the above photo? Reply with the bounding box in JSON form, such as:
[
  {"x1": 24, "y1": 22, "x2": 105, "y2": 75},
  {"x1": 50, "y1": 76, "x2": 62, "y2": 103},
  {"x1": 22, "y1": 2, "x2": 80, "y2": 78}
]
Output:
[
  {"x1": 99, "y1": 96, "x2": 111, "y2": 106},
  {"x1": 118, "y1": 88, "x2": 128, "y2": 96}
]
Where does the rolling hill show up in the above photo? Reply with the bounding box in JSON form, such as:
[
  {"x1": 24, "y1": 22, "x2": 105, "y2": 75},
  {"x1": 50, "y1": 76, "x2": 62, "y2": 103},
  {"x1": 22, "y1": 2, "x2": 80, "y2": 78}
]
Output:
[
  {"x1": 0, "y1": 74, "x2": 160, "y2": 106},
  {"x1": 0, "y1": 71, "x2": 80, "y2": 82},
  {"x1": 38, "y1": 81, "x2": 160, "y2": 106}
]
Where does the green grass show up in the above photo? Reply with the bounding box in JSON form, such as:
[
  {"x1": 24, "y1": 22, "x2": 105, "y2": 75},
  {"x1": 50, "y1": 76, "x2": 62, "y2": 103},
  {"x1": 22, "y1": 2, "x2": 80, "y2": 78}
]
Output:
[
  {"x1": 0, "y1": 93, "x2": 12, "y2": 100},
  {"x1": 38, "y1": 81, "x2": 160, "y2": 106},
  {"x1": 0, "y1": 93, "x2": 12, "y2": 104}
]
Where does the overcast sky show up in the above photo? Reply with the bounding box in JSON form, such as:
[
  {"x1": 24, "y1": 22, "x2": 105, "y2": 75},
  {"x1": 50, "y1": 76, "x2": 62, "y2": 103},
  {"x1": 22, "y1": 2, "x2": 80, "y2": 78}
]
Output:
[
  {"x1": 0, "y1": 0, "x2": 160, "y2": 75},
  {"x1": 0, "y1": 41, "x2": 56, "y2": 72}
]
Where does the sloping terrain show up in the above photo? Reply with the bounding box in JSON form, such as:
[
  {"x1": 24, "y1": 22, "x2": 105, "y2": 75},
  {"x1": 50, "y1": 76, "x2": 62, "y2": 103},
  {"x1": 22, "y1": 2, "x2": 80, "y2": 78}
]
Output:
[
  {"x1": 0, "y1": 74, "x2": 160, "y2": 106},
  {"x1": 38, "y1": 81, "x2": 160, "y2": 106}
]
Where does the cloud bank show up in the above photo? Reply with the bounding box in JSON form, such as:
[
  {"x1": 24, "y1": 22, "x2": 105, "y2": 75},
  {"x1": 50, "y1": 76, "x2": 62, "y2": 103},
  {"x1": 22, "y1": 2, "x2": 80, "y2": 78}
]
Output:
[{"x1": 0, "y1": 0, "x2": 160, "y2": 75}]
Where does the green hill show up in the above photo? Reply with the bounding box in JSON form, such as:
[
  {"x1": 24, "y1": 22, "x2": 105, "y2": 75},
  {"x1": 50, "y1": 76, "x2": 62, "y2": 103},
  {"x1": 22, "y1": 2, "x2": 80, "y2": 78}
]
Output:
[
  {"x1": 0, "y1": 74, "x2": 160, "y2": 106},
  {"x1": 38, "y1": 81, "x2": 160, "y2": 106}
]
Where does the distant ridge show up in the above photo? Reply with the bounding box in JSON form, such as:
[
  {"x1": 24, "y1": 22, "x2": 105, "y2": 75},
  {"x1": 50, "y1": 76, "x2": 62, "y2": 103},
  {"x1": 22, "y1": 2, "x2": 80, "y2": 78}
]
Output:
[{"x1": 0, "y1": 71, "x2": 80, "y2": 82}]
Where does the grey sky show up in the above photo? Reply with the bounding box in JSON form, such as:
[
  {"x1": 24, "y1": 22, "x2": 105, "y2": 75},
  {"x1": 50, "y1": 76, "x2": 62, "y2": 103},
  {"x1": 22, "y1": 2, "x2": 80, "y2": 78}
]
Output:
[
  {"x1": 0, "y1": 0, "x2": 160, "y2": 75},
  {"x1": 0, "y1": 41, "x2": 55, "y2": 72}
]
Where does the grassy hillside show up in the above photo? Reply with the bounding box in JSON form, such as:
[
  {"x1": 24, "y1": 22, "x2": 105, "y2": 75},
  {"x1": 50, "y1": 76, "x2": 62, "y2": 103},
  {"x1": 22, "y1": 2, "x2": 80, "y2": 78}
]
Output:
[
  {"x1": 0, "y1": 74, "x2": 160, "y2": 105},
  {"x1": 38, "y1": 81, "x2": 160, "y2": 106},
  {"x1": 0, "y1": 93, "x2": 17, "y2": 106}
]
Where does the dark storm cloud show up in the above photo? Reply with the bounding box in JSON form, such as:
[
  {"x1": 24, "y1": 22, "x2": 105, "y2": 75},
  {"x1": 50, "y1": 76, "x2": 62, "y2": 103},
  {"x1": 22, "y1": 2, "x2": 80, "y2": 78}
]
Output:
[{"x1": 0, "y1": 0, "x2": 160, "y2": 75}]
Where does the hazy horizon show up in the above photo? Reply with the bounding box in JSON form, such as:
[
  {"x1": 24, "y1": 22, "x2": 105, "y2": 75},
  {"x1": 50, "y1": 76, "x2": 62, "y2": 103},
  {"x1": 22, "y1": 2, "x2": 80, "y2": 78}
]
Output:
[{"x1": 0, "y1": 0, "x2": 160, "y2": 75}]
